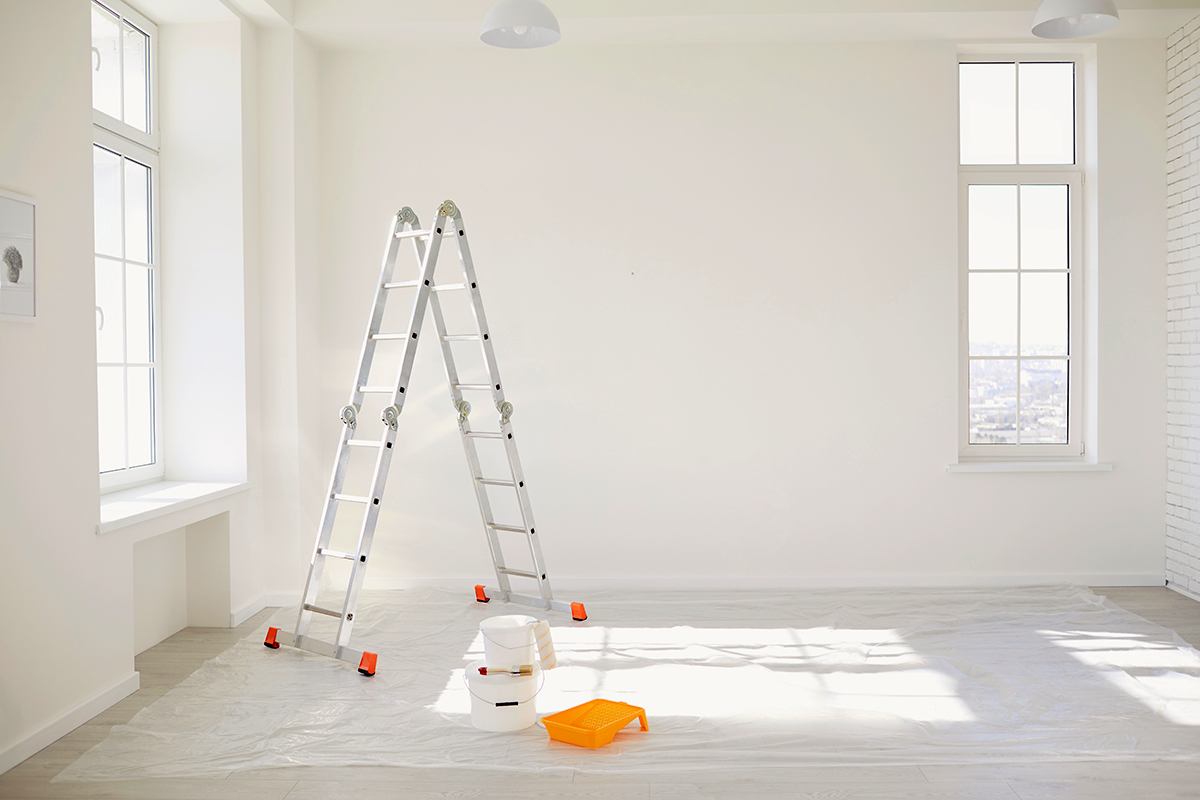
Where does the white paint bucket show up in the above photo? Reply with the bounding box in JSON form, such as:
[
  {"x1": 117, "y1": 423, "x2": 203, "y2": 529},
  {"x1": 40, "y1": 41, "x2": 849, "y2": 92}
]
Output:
[
  {"x1": 465, "y1": 660, "x2": 539, "y2": 731},
  {"x1": 479, "y1": 614, "x2": 539, "y2": 668}
]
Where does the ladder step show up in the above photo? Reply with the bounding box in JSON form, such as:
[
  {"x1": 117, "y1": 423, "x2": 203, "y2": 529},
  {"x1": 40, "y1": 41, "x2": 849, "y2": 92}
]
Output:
[
  {"x1": 455, "y1": 384, "x2": 492, "y2": 391},
  {"x1": 303, "y1": 603, "x2": 343, "y2": 618},
  {"x1": 333, "y1": 493, "x2": 371, "y2": 504},
  {"x1": 466, "y1": 431, "x2": 504, "y2": 439},
  {"x1": 371, "y1": 333, "x2": 412, "y2": 340},
  {"x1": 346, "y1": 439, "x2": 383, "y2": 448},
  {"x1": 488, "y1": 523, "x2": 527, "y2": 533},
  {"x1": 393, "y1": 228, "x2": 454, "y2": 240},
  {"x1": 498, "y1": 568, "x2": 539, "y2": 579},
  {"x1": 383, "y1": 281, "x2": 465, "y2": 291},
  {"x1": 317, "y1": 548, "x2": 357, "y2": 561},
  {"x1": 358, "y1": 386, "x2": 393, "y2": 393},
  {"x1": 441, "y1": 334, "x2": 481, "y2": 342},
  {"x1": 477, "y1": 478, "x2": 516, "y2": 487}
]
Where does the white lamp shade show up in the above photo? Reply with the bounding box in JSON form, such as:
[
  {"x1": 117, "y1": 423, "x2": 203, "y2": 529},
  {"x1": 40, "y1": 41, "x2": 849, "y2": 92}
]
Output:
[
  {"x1": 1032, "y1": 0, "x2": 1119, "y2": 38},
  {"x1": 481, "y1": 0, "x2": 561, "y2": 48}
]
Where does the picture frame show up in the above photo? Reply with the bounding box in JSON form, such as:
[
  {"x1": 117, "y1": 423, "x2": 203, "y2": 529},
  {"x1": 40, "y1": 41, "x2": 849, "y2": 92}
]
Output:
[{"x1": 0, "y1": 187, "x2": 36, "y2": 322}]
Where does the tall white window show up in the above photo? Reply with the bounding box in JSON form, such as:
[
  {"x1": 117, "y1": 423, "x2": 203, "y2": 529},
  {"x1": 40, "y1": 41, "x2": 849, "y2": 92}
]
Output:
[
  {"x1": 958, "y1": 58, "x2": 1083, "y2": 459},
  {"x1": 92, "y1": 0, "x2": 162, "y2": 488}
]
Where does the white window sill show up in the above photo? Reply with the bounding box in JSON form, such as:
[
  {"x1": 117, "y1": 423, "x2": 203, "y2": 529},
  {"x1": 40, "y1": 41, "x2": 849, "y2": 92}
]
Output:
[
  {"x1": 98, "y1": 480, "x2": 249, "y2": 535},
  {"x1": 947, "y1": 462, "x2": 1113, "y2": 473}
]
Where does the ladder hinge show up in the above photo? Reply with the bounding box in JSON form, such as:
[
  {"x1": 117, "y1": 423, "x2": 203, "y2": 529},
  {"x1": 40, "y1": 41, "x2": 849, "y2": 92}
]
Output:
[
  {"x1": 382, "y1": 405, "x2": 401, "y2": 430},
  {"x1": 439, "y1": 199, "x2": 458, "y2": 218},
  {"x1": 455, "y1": 398, "x2": 471, "y2": 424},
  {"x1": 340, "y1": 404, "x2": 359, "y2": 429},
  {"x1": 497, "y1": 401, "x2": 513, "y2": 426}
]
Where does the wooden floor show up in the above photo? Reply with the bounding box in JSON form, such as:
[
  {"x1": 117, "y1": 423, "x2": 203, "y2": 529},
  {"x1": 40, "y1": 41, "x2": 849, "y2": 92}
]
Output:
[{"x1": 2, "y1": 587, "x2": 1199, "y2": 800}]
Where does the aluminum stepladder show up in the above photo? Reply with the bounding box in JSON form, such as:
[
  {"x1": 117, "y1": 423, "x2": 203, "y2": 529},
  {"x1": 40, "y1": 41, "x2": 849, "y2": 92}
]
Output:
[{"x1": 264, "y1": 200, "x2": 586, "y2": 676}]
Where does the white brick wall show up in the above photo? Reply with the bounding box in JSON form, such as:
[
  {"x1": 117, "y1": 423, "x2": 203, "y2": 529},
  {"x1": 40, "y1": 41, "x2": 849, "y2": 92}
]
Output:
[{"x1": 1166, "y1": 15, "x2": 1200, "y2": 596}]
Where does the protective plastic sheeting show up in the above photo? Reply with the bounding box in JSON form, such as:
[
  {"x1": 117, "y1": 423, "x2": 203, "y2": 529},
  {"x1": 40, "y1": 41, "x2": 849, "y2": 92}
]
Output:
[{"x1": 56, "y1": 586, "x2": 1200, "y2": 780}]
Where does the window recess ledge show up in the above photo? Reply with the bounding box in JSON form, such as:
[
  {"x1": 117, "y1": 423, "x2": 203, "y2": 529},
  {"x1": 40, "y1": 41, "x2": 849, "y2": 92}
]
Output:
[
  {"x1": 98, "y1": 480, "x2": 249, "y2": 535},
  {"x1": 947, "y1": 462, "x2": 1112, "y2": 473}
]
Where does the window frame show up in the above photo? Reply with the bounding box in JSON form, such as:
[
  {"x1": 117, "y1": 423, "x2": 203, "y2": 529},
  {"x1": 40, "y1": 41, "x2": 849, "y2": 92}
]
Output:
[
  {"x1": 93, "y1": 0, "x2": 163, "y2": 491},
  {"x1": 91, "y1": 0, "x2": 159, "y2": 152},
  {"x1": 957, "y1": 53, "x2": 1087, "y2": 462}
]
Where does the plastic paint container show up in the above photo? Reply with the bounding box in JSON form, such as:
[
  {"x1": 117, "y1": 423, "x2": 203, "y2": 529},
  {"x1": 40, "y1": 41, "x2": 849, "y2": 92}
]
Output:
[
  {"x1": 479, "y1": 614, "x2": 539, "y2": 668},
  {"x1": 466, "y1": 660, "x2": 538, "y2": 731}
]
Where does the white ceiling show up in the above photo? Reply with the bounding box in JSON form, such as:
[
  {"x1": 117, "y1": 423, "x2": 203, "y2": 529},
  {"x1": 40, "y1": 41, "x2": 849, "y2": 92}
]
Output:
[{"x1": 132, "y1": 0, "x2": 1200, "y2": 47}]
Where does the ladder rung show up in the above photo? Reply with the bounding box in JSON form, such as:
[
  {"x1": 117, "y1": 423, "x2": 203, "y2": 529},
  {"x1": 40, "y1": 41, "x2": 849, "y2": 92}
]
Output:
[
  {"x1": 317, "y1": 548, "x2": 356, "y2": 561},
  {"x1": 370, "y1": 333, "x2": 409, "y2": 340},
  {"x1": 498, "y1": 568, "x2": 539, "y2": 579},
  {"x1": 333, "y1": 493, "x2": 370, "y2": 504},
  {"x1": 441, "y1": 334, "x2": 480, "y2": 342},
  {"x1": 466, "y1": 431, "x2": 504, "y2": 439},
  {"x1": 383, "y1": 281, "x2": 464, "y2": 292},
  {"x1": 303, "y1": 603, "x2": 343, "y2": 618},
  {"x1": 394, "y1": 229, "x2": 433, "y2": 240},
  {"x1": 358, "y1": 386, "x2": 393, "y2": 393},
  {"x1": 488, "y1": 523, "x2": 527, "y2": 533},
  {"x1": 346, "y1": 439, "x2": 383, "y2": 447},
  {"x1": 454, "y1": 384, "x2": 492, "y2": 391},
  {"x1": 477, "y1": 478, "x2": 516, "y2": 487}
]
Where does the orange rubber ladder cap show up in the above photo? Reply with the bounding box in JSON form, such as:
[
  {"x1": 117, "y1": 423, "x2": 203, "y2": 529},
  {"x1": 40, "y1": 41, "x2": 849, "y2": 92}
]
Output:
[
  {"x1": 358, "y1": 651, "x2": 378, "y2": 676},
  {"x1": 264, "y1": 627, "x2": 280, "y2": 649},
  {"x1": 571, "y1": 602, "x2": 587, "y2": 621},
  {"x1": 474, "y1": 585, "x2": 490, "y2": 603}
]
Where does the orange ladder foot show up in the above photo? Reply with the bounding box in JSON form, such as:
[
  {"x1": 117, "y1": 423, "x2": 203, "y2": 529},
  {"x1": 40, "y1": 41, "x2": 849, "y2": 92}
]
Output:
[
  {"x1": 474, "y1": 585, "x2": 490, "y2": 603},
  {"x1": 264, "y1": 627, "x2": 281, "y2": 649},
  {"x1": 571, "y1": 602, "x2": 587, "y2": 621},
  {"x1": 358, "y1": 651, "x2": 378, "y2": 676}
]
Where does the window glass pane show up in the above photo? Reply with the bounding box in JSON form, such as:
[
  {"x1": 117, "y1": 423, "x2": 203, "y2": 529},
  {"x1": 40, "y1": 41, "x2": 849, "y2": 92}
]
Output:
[
  {"x1": 124, "y1": 158, "x2": 150, "y2": 264},
  {"x1": 127, "y1": 366, "x2": 154, "y2": 467},
  {"x1": 123, "y1": 22, "x2": 149, "y2": 133},
  {"x1": 96, "y1": 257, "x2": 124, "y2": 363},
  {"x1": 1020, "y1": 360, "x2": 1068, "y2": 443},
  {"x1": 98, "y1": 365, "x2": 125, "y2": 472},
  {"x1": 1021, "y1": 272, "x2": 1068, "y2": 357},
  {"x1": 968, "y1": 184, "x2": 1018, "y2": 271},
  {"x1": 94, "y1": 146, "x2": 122, "y2": 258},
  {"x1": 1020, "y1": 184, "x2": 1068, "y2": 271},
  {"x1": 970, "y1": 359, "x2": 1017, "y2": 444},
  {"x1": 969, "y1": 272, "x2": 1018, "y2": 356},
  {"x1": 91, "y1": 3, "x2": 121, "y2": 119},
  {"x1": 1019, "y1": 62, "x2": 1074, "y2": 165},
  {"x1": 125, "y1": 263, "x2": 151, "y2": 363},
  {"x1": 960, "y1": 63, "x2": 1016, "y2": 165}
]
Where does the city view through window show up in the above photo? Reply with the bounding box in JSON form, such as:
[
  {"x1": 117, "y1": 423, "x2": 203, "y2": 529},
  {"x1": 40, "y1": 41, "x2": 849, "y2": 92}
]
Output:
[{"x1": 960, "y1": 60, "x2": 1075, "y2": 447}]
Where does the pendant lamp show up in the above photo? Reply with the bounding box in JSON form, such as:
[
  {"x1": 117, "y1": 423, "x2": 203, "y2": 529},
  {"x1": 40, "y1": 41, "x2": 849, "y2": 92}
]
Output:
[
  {"x1": 1032, "y1": 0, "x2": 1120, "y2": 38},
  {"x1": 481, "y1": 0, "x2": 561, "y2": 48}
]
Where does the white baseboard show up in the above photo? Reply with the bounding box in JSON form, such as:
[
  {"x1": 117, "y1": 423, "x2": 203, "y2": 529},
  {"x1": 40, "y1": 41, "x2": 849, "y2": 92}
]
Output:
[
  {"x1": 231, "y1": 593, "x2": 300, "y2": 626},
  {"x1": 1169, "y1": 582, "x2": 1200, "y2": 603},
  {"x1": 0, "y1": 672, "x2": 139, "y2": 776},
  {"x1": 362, "y1": 574, "x2": 1166, "y2": 591}
]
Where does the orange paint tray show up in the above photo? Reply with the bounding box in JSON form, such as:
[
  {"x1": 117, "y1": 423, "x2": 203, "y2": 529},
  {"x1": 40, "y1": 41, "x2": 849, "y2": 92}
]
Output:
[{"x1": 542, "y1": 699, "x2": 648, "y2": 749}]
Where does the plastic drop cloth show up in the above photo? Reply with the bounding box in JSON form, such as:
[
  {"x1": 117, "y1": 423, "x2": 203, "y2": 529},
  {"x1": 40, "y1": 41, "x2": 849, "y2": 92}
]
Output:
[{"x1": 55, "y1": 585, "x2": 1200, "y2": 781}]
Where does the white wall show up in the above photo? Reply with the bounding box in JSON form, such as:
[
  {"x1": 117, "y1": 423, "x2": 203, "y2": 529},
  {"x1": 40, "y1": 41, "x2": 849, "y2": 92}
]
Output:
[
  {"x1": 0, "y1": 0, "x2": 138, "y2": 764},
  {"x1": 133, "y1": 531, "x2": 188, "y2": 654},
  {"x1": 1166, "y1": 15, "x2": 1200, "y2": 598},
  {"x1": 0, "y1": 2, "x2": 277, "y2": 771},
  {"x1": 315, "y1": 39, "x2": 1166, "y2": 587}
]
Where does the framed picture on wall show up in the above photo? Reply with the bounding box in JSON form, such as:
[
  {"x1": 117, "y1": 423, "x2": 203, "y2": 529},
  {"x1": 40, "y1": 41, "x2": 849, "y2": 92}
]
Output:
[{"x1": 0, "y1": 187, "x2": 35, "y2": 322}]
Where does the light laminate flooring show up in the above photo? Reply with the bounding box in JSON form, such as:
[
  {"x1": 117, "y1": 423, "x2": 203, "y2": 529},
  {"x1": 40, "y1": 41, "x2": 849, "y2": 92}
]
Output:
[{"x1": 2, "y1": 587, "x2": 1198, "y2": 800}]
